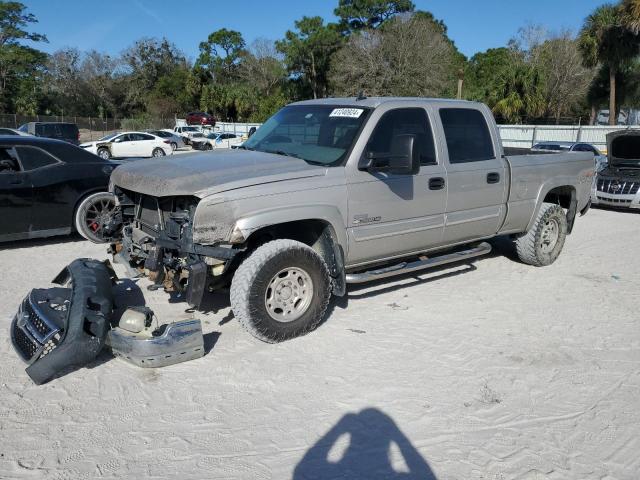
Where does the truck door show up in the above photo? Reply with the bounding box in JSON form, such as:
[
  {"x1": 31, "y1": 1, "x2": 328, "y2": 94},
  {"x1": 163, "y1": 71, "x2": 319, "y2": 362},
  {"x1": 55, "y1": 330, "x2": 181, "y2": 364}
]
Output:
[
  {"x1": 437, "y1": 107, "x2": 507, "y2": 244},
  {"x1": 346, "y1": 107, "x2": 447, "y2": 266}
]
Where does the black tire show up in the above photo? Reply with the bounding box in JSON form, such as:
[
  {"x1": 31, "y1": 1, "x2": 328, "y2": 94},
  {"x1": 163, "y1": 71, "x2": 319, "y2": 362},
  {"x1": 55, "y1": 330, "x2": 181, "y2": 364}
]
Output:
[
  {"x1": 74, "y1": 192, "x2": 117, "y2": 243},
  {"x1": 152, "y1": 147, "x2": 165, "y2": 157},
  {"x1": 205, "y1": 143, "x2": 213, "y2": 151},
  {"x1": 515, "y1": 202, "x2": 567, "y2": 266},
  {"x1": 170, "y1": 142, "x2": 177, "y2": 151},
  {"x1": 230, "y1": 239, "x2": 331, "y2": 343},
  {"x1": 97, "y1": 147, "x2": 111, "y2": 160}
]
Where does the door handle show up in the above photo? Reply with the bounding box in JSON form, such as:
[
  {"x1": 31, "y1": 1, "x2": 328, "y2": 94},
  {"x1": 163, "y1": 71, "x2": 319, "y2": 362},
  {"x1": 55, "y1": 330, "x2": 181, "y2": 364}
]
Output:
[
  {"x1": 428, "y1": 177, "x2": 445, "y2": 190},
  {"x1": 487, "y1": 172, "x2": 500, "y2": 184}
]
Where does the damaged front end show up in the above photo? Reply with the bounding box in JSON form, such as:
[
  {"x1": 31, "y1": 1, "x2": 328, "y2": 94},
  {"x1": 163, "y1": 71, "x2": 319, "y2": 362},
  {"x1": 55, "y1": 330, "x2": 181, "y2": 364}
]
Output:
[
  {"x1": 107, "y1": 187, "x2": 240, "y2": 308},
  {"x1": 10, "y1": 258, "x2": 205, "y2": 384}
]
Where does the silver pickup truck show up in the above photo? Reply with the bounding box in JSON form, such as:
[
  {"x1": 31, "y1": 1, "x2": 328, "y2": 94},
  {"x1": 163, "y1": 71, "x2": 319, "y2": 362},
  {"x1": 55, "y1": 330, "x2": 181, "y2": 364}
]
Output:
[{"x1": 100, "y1": 97, "x2": 593, "y2": 343}]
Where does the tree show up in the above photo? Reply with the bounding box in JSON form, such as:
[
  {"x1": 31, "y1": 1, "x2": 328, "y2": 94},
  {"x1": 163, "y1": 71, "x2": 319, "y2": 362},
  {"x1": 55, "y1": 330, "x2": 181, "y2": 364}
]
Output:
[
  {"x1": 492, "y1": 63, "x2": 546, "y2": 123},
  {"x1": 335, "y1": 0, "x2": 414, "y2": 32},
  {"x1": 0, "y1": 1, "x2": 47, "y2": 112},
  {"x1": 532, "y1": 33, "x2": 593, "y2": 124},
  {"x1": 620, "y1": 0, "x2": 640, "y2": 34},
  {"x1": 579, "y1": 4, "x2": 639, "y2": 125},
  {"x1": 196, "y1": 28, "x2": 245, "y2": 82},
  {"x1": 329, "y1": 14, "x2": 462, "y2": 97},
  {"x1": 276, "y1": 17, "x2": 342, "y2": 99},
  {"x1": 121, "y1": 37, "x2": 188, "y2": 114},
  {"x1": 464, "y1": 47, "x2": 514, "y2": 104},
  {"x1": 239, "y1": 39, "x2": 286, "y2": 96}
]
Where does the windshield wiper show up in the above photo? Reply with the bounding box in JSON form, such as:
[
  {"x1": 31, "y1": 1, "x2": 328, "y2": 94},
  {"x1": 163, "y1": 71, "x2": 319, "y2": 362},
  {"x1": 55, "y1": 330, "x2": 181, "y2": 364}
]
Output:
[
  {"x1": 236, "y1": 145, "x2": 255, "y2": 151},
  {"x1": 264, "y1": 149, "x2": 302, "y2": 159}
]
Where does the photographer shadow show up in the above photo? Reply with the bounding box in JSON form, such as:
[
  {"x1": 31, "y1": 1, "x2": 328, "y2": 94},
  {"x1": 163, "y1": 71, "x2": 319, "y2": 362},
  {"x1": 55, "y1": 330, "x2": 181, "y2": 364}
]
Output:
[{"x1": 294, "y1": 408, "x2": 436, "y2": 480}]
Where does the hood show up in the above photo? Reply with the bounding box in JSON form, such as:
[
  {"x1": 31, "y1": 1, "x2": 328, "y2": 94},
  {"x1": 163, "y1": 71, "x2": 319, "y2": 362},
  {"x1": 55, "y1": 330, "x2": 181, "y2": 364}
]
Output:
[
  {"x1": 607, "y1": 130, "x2": 640, "y2": 167},
  {"x1": 110, "y1": 149, "x2": 327, "y2": 198}
]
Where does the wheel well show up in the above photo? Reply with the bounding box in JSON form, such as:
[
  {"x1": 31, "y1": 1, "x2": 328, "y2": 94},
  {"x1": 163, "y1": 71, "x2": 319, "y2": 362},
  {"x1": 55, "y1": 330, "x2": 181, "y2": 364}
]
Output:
[
  {"x1": 543, "y1": 186, "x2": 577, "y2": 233},
  {"x1": 244, "y1": 219, "x2": 346, "y2": 295}
]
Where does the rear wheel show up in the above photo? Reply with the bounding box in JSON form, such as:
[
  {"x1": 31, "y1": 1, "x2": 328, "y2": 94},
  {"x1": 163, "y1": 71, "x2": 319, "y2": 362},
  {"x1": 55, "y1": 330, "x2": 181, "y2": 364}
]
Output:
[
  {"x1": 75, "y1": 192, "x2": 117, "y2": 243},
  {"x1": 170, "y1": 142, "x2": 177, "y2": 151},
  {"x1": 515, "y1": 202, "x2": 568, "y2": 266},
  {"x1": 152, "y1": 147, "x2": 165, "y2": 157},
  {"x1": 230, "y1": 239, "x2": 331, "y2": 343}
]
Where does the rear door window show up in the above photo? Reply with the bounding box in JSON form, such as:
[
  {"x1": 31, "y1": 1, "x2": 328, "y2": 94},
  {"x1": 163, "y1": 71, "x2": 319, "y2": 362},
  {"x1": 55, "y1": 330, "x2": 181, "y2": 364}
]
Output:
[
  {"x1": 366, "y1": 108, "x2": 437, "y2": 166},
  {"x1": 439, "y1": 108, "x2": 495, "y2": 163},
  {"x1": 15, "y1": 146, "x2": 60, "y2": 170}
]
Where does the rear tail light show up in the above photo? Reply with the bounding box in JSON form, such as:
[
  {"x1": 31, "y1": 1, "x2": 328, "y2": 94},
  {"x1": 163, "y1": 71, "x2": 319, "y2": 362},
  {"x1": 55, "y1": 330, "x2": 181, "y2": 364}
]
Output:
[{"x1": 163, "y1": 140, "x2": 170, "y2": 144}]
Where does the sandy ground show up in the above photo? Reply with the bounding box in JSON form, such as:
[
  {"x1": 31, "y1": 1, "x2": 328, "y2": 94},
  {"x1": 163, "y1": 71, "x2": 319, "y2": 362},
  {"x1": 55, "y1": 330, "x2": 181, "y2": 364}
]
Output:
[{"x1": 1, "y1": 207, "x2": 639, "y2": 479}]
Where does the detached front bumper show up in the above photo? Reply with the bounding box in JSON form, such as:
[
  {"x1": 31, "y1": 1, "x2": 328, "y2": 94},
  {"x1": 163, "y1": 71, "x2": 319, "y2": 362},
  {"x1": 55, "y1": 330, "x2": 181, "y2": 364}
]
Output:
[
  {"x1": 11, "y1": 259, "x2": 114, "y2": 385},
  {"x1": 10, "y1": 258, "x2": 206, "y2": 384}
]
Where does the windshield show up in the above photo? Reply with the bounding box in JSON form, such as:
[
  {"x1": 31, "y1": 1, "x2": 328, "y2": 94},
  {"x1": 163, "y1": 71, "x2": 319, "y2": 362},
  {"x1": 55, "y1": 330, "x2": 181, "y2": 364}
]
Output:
[
  {"x1": 98, "y1": 133, "x2": 118, "y2": 141},
  {"x1": 243, "y1": 105, "x2": 370, "y2": 165}
]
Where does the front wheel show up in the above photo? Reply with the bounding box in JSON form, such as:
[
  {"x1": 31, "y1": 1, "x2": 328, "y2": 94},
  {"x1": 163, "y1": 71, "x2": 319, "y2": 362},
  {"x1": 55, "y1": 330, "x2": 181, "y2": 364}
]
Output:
[
  {"x1": 152, "y1": 147, "x2": 165, "y2": 157},
  {"x1": 230, "y1": 239, "x2": 331, "y2": 343},
  {"x1": 75, "y1": 192, "x2": 117, "y2": 243},
  {"x1": 97, "y1": 147, "x2": 111, "y2": 160},
  {"x1": 515, "y1": 202, "x2": 568, "y2": 266}
]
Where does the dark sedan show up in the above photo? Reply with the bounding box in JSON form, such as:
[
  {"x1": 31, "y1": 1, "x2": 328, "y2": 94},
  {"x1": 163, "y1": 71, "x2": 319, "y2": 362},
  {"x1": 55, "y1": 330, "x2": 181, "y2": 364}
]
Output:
[{"x1": 0, "y1": 136, "x2": 119, "y2": 243}]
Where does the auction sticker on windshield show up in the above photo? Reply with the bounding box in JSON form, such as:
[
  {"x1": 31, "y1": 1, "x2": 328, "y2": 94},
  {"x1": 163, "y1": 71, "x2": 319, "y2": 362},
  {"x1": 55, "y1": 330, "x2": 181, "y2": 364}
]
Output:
[{"x1": 329, "y1": 108, "x2": 364, "y2": 118}]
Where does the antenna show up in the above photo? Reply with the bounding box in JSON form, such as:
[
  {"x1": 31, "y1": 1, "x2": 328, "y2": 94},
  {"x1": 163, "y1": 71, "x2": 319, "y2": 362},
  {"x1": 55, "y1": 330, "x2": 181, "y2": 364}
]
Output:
[{"x1": 356, "y1": 91, "x2": 367, "y2": 101}]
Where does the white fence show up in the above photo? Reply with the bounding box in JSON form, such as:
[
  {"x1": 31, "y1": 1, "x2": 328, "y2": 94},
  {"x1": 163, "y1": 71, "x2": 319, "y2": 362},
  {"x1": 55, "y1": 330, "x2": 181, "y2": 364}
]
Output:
[
  {"x1": 211, "y1": 121, "x2": 636, "y2": 153},
  {"x1": 498, "y1": 125, "x2": 634, "y2": 152}
]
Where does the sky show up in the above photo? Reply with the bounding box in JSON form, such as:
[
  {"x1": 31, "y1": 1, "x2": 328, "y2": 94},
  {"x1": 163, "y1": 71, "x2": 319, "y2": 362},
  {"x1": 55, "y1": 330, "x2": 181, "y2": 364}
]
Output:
[{"x1": 24, "y1": 0, "x2": 610, "y2": 60}]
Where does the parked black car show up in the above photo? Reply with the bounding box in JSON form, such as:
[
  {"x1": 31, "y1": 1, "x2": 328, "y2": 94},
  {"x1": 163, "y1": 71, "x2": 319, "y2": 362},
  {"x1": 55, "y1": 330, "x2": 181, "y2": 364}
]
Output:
[
  {"x1": 18, "y1": 122, "x2": 80, "y2": 145},
  {"x1": 0, "y1": 136, "x2": 119, "y2": 243}
]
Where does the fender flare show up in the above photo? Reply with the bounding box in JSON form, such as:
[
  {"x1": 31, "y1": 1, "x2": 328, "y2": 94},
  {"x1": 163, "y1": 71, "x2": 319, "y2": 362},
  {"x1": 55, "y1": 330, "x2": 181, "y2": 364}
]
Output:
[{"x1": 526, "y1": 179, "x2": 577, "y2": 233}]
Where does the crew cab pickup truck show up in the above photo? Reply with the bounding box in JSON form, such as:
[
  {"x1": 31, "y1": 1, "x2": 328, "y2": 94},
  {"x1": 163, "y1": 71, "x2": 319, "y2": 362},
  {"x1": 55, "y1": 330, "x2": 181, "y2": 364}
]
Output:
[{"x1": 101, "y1": 97, "x2": 593, "y2": 343}]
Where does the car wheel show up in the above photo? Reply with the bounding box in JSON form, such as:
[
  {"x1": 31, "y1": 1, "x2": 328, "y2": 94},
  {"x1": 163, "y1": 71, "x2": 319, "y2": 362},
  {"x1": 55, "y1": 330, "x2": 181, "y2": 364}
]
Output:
[
  {"x1": 515, "y1": 202, "x2": 568, "y2": 267},
  {"x1": 205, "y1": 143, "x2": 213, "y2": 151},
  {"x1": 171, "y1": 142, "x2": 177, "y2": 151},
  {"x1": 97, "y1": 148, "x2": 111, "y2": 160},
  {"x1": 152, "y1": 147, "x2": 165, "y2": 157},
  {"x1": 230, "y1": 239, "x2": 332, "y2": 343},
  {"x1": 75, "y1": 192, "x2": 118, "y2": 244}
]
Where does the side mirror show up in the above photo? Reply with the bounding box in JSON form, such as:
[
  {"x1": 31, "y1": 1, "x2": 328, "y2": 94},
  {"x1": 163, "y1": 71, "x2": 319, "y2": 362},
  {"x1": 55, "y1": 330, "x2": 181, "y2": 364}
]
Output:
[{"x1": 359, "y1": 134, "x2": 420, "y2": 175}]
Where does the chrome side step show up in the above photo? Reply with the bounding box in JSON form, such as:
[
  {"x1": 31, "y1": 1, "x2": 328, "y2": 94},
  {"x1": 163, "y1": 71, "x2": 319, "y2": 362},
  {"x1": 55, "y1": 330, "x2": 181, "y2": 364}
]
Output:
[{"x1": 345, "y1": 242, "x2": 492, "y2": 284}]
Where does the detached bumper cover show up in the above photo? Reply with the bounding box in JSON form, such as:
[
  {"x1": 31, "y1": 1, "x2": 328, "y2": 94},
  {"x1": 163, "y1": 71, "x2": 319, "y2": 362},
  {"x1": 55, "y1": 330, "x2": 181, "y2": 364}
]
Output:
[{"x1": 10, "y1": 259, "x2": 114, "y2": 385}]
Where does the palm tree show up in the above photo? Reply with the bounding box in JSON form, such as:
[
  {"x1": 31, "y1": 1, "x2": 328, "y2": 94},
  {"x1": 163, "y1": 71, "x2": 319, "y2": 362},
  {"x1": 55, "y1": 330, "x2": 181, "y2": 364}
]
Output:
[
  {"x1": 621, "y1": 0, "x2": 640, "y2": 34},
  {"x1": 579, "y1": 4, "x2": 639, "y2": 125}
]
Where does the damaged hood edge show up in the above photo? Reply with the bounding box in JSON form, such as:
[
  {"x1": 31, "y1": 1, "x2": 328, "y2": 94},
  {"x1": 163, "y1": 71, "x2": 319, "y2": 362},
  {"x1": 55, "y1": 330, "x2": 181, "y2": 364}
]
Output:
[{"x1": 109, "y1": 150, "x2": 328, "y2": 198}]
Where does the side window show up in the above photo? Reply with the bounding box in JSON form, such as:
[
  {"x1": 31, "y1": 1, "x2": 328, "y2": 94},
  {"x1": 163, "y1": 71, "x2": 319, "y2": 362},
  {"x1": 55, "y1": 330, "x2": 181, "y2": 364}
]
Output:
[
  {"x1": 439, "y1": 108, "x2": 495, "y2": 163},
  {"x1": 15, "y1": 146, "x2": 60, "y2": 170},
  {"x1": 366, "y1": 108, "x2": 437, "y2": 166},
  {"x1": 139, "y1": 134, "x2": 154, "y2": 141},
  {"x1": 0, "y1": 147, "x2": 21, "y2": 173}
]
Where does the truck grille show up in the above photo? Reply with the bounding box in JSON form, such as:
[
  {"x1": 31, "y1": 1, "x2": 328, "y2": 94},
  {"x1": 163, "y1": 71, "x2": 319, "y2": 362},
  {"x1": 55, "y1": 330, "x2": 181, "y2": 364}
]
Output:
[
  {"x1": 11, "y1": 289, "x2": 68, "y2": 363},
  {"x1": 596, "y1": 178, "x2": 639, "y2": 195}
]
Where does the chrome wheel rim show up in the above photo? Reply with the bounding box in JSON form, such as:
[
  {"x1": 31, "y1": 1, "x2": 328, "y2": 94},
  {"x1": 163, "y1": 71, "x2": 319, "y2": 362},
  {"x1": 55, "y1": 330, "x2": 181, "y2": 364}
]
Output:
[
  {"x1": 264, "y1": 267, "x2": 314, "y2": 323},
  {"x1": 98, "y1": 150, "x2": 109, "y2": 159},
  {"x1": 539, "y1": 218, "x2": 560, "y2": 253},
  {"x1": 153, "y1": 149, "x2": 164, "y2": 157}
]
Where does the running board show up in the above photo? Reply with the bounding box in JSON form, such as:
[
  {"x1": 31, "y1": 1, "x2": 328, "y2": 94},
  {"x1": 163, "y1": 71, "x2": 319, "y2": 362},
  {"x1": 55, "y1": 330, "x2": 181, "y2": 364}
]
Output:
[{"x1": 345, "y1": 242, "x2": 492, "y2": 284}]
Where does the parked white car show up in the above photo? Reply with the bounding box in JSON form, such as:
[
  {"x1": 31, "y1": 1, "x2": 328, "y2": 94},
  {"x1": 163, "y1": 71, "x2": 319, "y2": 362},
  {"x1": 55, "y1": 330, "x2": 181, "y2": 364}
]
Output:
[
  {"x1": 80, "y1": 132, "x2": 173, "y2": 159},
  {"x1": 146, "y1": 130, "x2": 186, "y2": 151},
  {"x1": 191, "y1": 132, "x2": 243, "y2": 150}
]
